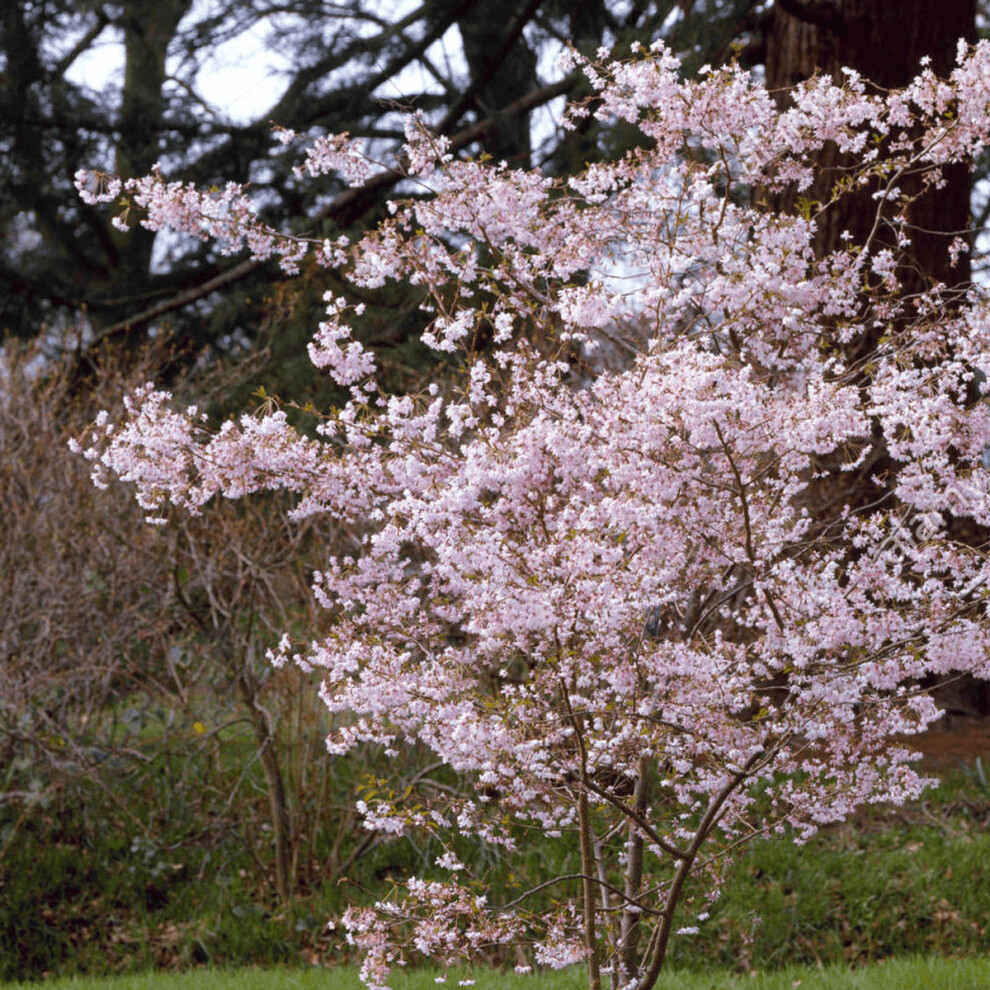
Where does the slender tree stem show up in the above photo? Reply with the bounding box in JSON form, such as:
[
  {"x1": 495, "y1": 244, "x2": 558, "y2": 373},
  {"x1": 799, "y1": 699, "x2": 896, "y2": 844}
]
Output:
[
  {"x1": 636, "y1": 754, "x2": 761, "y2": 990},
  {"x1": 620, "y1": 755, "x2": 649, "y2": 984},
  {"x1": 578, "y1": 789, "x2": 602, "y2": 990},
  {"x1": 559, "y1": 675, "x2": 602, "y2": 990}
]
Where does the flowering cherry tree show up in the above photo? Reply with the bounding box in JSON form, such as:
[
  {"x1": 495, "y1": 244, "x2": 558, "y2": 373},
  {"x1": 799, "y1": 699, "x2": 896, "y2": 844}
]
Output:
[{"x1": 74, "y1": 41, "x2": 990, "y2": 990}]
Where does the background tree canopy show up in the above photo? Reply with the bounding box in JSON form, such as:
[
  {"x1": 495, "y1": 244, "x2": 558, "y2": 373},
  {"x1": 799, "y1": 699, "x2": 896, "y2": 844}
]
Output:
[
  {"x1": 4, "y1": 0, "x2": 988, "y2": 402},
  {"x1": 0, "y1": 3, "x2": 796, "y2": 373}
]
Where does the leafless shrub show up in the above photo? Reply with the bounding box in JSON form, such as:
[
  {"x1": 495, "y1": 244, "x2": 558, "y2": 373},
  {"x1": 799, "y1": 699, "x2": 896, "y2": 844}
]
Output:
[{"x1": 0, "y1": 341, "x2": 372, "y2": 899}]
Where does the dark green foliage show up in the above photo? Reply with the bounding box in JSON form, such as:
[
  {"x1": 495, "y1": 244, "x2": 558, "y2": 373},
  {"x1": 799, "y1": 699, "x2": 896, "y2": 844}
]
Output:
[
  {"x1": 0, "y1": 728, "x2": 361, "y2": 980},
  {"x1": 0, "y1": 0, "x2": 769, "y2": 364}
]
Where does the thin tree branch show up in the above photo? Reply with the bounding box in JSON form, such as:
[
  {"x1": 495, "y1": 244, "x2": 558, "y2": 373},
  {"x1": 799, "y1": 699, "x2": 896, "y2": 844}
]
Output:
[
  {"x1": 581, "y1": 775, "x2": 689, "y2": 862},
  {"x1": 83, "y1": 75, "x2": 578, "y2": 351},
  {"x1": 498, "y1": 872, "x2": 663, "y2": 916},
  {"x1": 54, "y1": 8, "x2": 113, "y2": 77}
]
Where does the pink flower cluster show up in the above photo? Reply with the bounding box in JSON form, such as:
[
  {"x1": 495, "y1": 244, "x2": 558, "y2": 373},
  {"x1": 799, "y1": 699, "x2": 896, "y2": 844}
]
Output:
[
  {"x1": 75, "y1": 165, "x2": 308, "y2": 273},
  {"x1": 76, "y1": 40, "x2": 990, "y2": 989}
]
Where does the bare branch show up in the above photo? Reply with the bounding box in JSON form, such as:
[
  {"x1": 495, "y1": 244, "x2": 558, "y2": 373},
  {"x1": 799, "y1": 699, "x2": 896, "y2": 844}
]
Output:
[{"x1": 498, "y1": 872, "x2": 663, "y2": 916}]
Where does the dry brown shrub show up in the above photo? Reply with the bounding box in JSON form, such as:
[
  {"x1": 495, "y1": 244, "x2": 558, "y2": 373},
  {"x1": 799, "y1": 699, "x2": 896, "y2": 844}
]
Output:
[{"x1": 0, "y1": 341, "x2": 359, "y2": 898}]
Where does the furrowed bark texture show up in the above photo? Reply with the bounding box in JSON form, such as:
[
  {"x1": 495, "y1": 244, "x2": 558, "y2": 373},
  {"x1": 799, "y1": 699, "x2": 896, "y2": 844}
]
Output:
[
  {"x1": 766, "y1": 0, "x2": 988, "y2": 717},
  {"x1": 766, "y1": 0, "x2": 976, "y2": 298}
]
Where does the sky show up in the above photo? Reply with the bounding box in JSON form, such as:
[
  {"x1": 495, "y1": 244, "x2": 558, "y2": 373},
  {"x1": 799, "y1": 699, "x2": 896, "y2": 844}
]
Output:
[
  {"x1": 64, "y1": 0, "x2": 469, "y2": 126},
  {"x1": 59, "y1": 2, "x2": 987, "y2": 276},
  {"x1": 66, "y1": 4, "x2": 300, "y2": 124}
]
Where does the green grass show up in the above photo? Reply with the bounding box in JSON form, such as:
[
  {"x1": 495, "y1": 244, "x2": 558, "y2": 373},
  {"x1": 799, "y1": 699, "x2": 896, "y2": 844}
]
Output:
[
  {"x1": 4, "y1": 957, "x2": 990, "y2": 990},
  {"x1": 656, "y1": 765, "x2": 990, "y2": 972},
  {"x1": 4, "y1": 752, "x2": 989, "y2": 982}
]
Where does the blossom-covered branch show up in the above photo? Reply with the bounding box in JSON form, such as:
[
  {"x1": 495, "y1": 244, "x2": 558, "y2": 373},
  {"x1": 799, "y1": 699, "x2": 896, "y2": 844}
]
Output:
[{"x1": 75, "y1": 40, "x2": 990, "y2": 990}]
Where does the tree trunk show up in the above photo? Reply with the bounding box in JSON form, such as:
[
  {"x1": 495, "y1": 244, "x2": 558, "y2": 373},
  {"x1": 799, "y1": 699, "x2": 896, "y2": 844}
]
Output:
[
  {"x1": 115, "y1": 0, "x2": 194, "y2": 287},
  {"x1": 765, "y1": 0, "x2": 976, "y2": 299},
  {"x1": 618, "y1": 757, "x2": 650, "y2": 986},
  {"x1": 455, "y1": 0, "x2": 540, "y2": 166},
  {"x1": 766, "y1": 0, "x2": 989, "y2": 717}
]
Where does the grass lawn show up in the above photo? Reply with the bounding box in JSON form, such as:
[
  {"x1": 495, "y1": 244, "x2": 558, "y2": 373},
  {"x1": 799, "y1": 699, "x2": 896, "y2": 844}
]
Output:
[
  {"x1": 4, "y1": 747, "x2": 988, "y2": 983},
  {"x1": 4, "y1": 957, "x2": 990, "y2": 990}
]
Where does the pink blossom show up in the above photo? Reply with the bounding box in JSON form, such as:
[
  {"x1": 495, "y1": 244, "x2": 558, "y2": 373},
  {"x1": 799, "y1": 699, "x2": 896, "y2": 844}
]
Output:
[{"x1": 73, "y1": 40, "x2": 990, "y2": 990}]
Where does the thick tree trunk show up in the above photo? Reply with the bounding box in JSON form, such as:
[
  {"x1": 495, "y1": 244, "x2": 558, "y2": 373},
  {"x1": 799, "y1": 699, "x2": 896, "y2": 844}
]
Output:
[
  {"x1": 766, "y1": 0, "x2": 989, "y2": 717},
  {"x1": 455, "y1": 0, "x2": 540, "y2": 167},
  {"x1": 765, "y1": 0, "x2": 976, "y2": 298},
  {"x1": 115, "y1": 0, "x2": 193, "y2": 286}
]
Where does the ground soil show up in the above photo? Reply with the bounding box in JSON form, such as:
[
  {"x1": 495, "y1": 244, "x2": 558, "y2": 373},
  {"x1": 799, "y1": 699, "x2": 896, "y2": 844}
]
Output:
[{"x1": 912, "y1": 714, "x2": 990, "y2": 770}]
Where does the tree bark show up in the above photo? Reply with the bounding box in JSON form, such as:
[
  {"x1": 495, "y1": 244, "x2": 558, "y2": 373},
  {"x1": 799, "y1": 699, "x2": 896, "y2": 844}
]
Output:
[
  {"x1": 618, "y1": 756, "x2": 650, "y2": 986},
  {"x1": 766, "y1": 0, "x2": 989, "y2": 717},
  {"x1": 454, "y1": 0, "x2": 542, "y2": 167},
  {"x1": 765, "y1": 0, "x2": 976, "y2": 297},
  {"x1": 115, "y1": 0, "x2": 194, "y2": 289}
]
